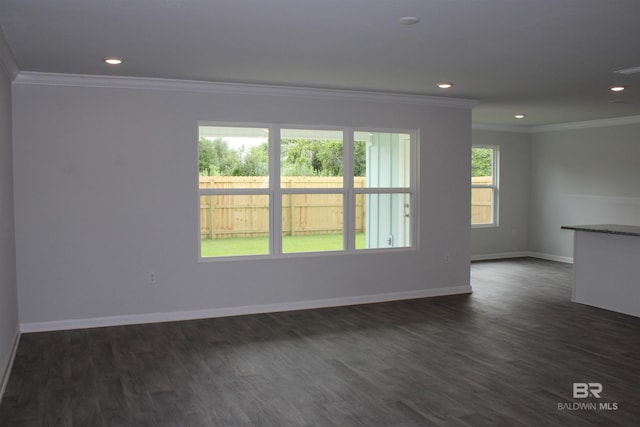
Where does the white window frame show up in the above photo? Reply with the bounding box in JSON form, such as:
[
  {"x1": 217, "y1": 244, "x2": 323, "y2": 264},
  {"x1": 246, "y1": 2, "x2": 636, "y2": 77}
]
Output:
[
  {"x1": 278, "y1": 126, "x2": 348, "y2": 254},
  {"x1": 471, "y1": 144, "x2": 499, "y2": 228},
  {"x1": 198, "y1": 122, "x2": 418, "y2": 261},
  {"x1": 353, "y1": 128, "x2": 417, "y2": 250}
]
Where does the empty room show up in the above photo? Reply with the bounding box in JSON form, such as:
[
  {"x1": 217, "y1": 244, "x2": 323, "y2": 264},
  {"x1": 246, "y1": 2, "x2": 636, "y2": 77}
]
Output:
[{"x1": 1, "y1": 1, "x2": 639, "y2": 426}]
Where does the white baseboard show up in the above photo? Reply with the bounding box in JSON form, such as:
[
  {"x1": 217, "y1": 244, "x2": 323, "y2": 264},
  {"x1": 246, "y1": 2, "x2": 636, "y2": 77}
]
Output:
[
  {"x1": 20, "y1": 285, "x2": 473, "y2": 333},
  {"x1": 0, "y1": 327, "x2": 20, "y2": 403},
  {"x1": 470, "y1": 251, "x2": 573, "y2": 264},
  {"x1": 471, "y1": 251, "x2": 529, "y2": 261},
  {"x1": 527, "y1": 252, "x2": 573, "y2": 264}
]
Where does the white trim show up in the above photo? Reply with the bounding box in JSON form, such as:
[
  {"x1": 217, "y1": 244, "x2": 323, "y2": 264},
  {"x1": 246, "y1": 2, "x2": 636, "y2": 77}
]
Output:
[
  {"x1": 14, "y1": 71, "x2": 478, "y2": 109},
  {"x1": 471, "y1": 251, "x2": 529, "y2": 261},
  {"x1": 0, "y1": 327, "x2": 20, "y2": 402},
  {"x1": 471, "y1": 145, "x2": 499, "y2": 227},
  {"x1": 527, "y1": 252, "x2": 573, "y2": 264},
  {"x1": 470, "y1": 251, "x2": 574, "y2": 263},
  {"x1": 20, "y1": 286, "x2": 472, "y2": 333},
  {"x1": 472, "y1": 124, "x2": 532, "y2": 133},
  {"x1": 0, "y1": 29, "x2": 19, "y2": 80},
  {"x1": 473, "y1": 115, "x2": 640, "y2": 134},
  {"x1": 199, "y1": 125, "x2": 418, "y2": 259},
  {"x1": 531, "y1": 115, "x2": 640, "y2": 133}
]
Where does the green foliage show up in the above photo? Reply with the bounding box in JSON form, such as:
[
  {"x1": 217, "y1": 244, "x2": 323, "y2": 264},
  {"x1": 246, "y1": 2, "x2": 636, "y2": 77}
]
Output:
[
  {"x1": 235, "y1": 143, "x2": 269, "y2": 176},
  {"x1": 280, "y1": 139, "x2": 344, "y2": 177},
  {"x1": 200, "y1": 137, "x2": 367, "y2": 177},
  {"x1": 353, "y1": 140, "x2": 366, "y2": 177},
  {"x1": 472, "y1": 147, "x2": 493, "y2": 177},
  {"x1": 198, "y1": 138, "x2": 242, "y2": 176}
]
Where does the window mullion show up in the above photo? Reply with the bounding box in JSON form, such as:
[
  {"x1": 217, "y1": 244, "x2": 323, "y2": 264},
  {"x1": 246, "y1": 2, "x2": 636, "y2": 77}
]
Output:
[
  {"x1": 199, "y1": 188, "x2": 270, "y2": 196},
  {"x1": 353, "y1": 187, "x2": 412, "y2": 194},
  {"x1": 410, "y1": 130, "x2": 417, "y2": 247},
  {"x1": 280, "y1": 188, "x2": 344, "y2": 195},
  {"x1": 271, "y1": 125, "x2": 282, "y2": 256},
  {"x1": 344, "y1": 128, "x2": 354, "y2": 251}
]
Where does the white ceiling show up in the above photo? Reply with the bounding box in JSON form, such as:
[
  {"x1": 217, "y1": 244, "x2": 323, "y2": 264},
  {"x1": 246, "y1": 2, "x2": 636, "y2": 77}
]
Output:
[{"x1": 1, "y1": 0, "x2": 640, "y2": 127}]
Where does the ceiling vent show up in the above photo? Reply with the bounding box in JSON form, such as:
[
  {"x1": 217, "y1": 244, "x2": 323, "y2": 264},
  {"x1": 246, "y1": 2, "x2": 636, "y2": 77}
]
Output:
[
  {"x1": 614, "y1": 66, "x2": 640, "y2": 75},
  {"x1": 608, "y1": 99, "x2": 637, "y2": 104}
]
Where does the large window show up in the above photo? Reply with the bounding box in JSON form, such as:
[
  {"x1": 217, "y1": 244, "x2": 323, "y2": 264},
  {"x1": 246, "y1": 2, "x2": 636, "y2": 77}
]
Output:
[
  {"x1": 198, "y1": 124, "x2": 417, "y2": 259},
  {"x1": 471, "y1": 145, "x2": 498, "y2": 227}
]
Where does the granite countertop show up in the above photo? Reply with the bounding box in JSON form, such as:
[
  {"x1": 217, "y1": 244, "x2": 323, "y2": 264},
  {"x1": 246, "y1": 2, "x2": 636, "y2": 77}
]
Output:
[{"x1": 561, "y1": 224, "x2": 640, "y2": 237}]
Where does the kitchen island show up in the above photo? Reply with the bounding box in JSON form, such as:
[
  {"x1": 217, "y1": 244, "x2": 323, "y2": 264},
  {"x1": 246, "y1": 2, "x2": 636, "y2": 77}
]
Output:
[{"x1": 561, "y1": 224, "x2": 640, "y2": 317}]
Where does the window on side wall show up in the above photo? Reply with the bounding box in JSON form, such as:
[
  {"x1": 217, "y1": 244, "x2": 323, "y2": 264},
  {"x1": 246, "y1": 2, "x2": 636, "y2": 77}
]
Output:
[
  {"x1": 198, "y1": 123, "x2": 417, "y2": 259},
  {"x1": 471, "y1": 145, "x2": 498, "y2": 227}
]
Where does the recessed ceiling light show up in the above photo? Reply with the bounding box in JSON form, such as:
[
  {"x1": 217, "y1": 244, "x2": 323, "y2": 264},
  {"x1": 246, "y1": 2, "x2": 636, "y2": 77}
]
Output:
[
  {"x1": 610, "y1": 85, "x2": 625, "y2": 92},
  {"x1": 437, "y1": 82, "x2": 453, "y2": 89},
  {"x1": 398, "y1": 17, "x2": 419, "y2": 25},
  {"x1": 104, "y1": 57, "x2": 123, "y2": 65},
  {"x1": 514, "y1": 114, "x2": 525, "y2": 119}
]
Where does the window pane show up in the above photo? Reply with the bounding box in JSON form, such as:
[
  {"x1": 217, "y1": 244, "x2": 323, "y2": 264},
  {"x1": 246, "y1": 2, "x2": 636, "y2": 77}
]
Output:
[
  {"x1": 199, "y1": 126, "x2": 269, "y2": 189},
  {"x1": 471, "y1": 147, "x2": 493, "y2": 185},
  {"x1": 200, "y1": 194, "x2": 269, "y2": 257},
  {"x1": 282, "y1": 194, "x2": 344, "y2": 253},
  {"x1": 357, "y1": 193, "x2": 411, "y2": 249},
  {"x1": 280, "y1": 129, "x2": 343, "y2": 187},
  {"x1": 354, "y1": 132, "x2": 410, "y2": 188},
  {"x1": 471, "y1": 187, "x2": 493, "y2": 225}
]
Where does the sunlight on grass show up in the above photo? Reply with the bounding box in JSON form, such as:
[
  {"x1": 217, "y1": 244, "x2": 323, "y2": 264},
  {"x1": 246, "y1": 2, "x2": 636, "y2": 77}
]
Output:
[{"x1": 201, "y1": 233, "x2": 366, "y2": 257}]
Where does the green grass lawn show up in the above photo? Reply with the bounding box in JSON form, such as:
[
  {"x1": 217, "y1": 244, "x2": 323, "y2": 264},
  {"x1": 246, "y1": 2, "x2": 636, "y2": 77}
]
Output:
[{"x1": 202, "y1": 233, "x2": 366, "y2": 257}]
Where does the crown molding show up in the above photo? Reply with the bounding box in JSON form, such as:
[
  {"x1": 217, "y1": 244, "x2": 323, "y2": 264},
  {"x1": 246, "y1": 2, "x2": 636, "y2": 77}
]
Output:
[
  {"x1": 531, "y1": 115, "x2": 640, "y2": 133},
  {"x1": 0, "y1": 29, "x2": 19, "y2": 80},
  {"x1": 472, "y1": 123, "x2": 532, "y2": 133},
  {"x1": 14, "y1": 71, "x2": 478, "y2": 109},
  {"x1": 472, "y1": 115, "x2": 640, "y2": 133}
]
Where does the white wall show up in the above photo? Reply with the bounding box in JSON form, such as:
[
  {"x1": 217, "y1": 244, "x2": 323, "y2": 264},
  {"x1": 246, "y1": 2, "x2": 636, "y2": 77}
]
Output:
[
  {"x1": 0, "y1": 35, "x2": 19, "y2": 394},
  {"x1": 529, "y1": 122, "x2": 640, "y2": 259},
  {"x1": 12, "y1": 76, "x2": 473, "y2": 328},
  {"x1": 471, "y1": 129, "x2": 530, "y2": 258}
]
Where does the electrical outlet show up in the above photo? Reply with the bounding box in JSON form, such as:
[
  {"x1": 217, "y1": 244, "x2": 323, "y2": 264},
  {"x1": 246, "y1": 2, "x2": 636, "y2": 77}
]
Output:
[{"x1": 149, "y1": 271, "x2": 157, "y2": 284}]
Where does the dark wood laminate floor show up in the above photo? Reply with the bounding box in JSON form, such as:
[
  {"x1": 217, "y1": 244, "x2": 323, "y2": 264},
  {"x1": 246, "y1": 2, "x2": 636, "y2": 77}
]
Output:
[{"x1": 1, "y1": 258, "x2": 639, "y2": 426}]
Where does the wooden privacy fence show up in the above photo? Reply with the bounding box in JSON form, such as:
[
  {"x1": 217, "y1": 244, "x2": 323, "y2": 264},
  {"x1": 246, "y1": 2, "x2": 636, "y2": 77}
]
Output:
[
  {"x1": 200, "y1": 176, "x2": 366, "y2": 239},
  {"x1": 201, "y1": 175, "x2": 494, "y2": 238},
  {"x1": 471, "y1": 176, "x2": 493, "y2": 224}
]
